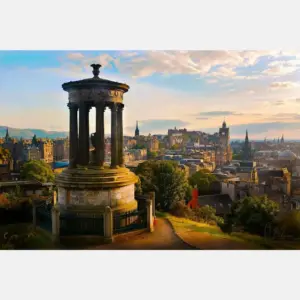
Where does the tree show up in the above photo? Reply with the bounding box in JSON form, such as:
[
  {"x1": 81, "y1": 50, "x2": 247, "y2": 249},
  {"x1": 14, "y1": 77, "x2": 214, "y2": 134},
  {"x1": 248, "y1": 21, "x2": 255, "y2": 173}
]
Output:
[
  {"x1": 135, "y1": 160, "x2": 191, "y2": 211},
  {"x1": 20, "y1": 160, "x2": 55, "y2": 183},
  {"x1": 0, "y1": 147, "x2": 11, "y2": 163},
  {"x1": 229, "y1": 195, "x2": 279, "y2": 235},
  {"x1": 276, "y1": 210, "x2": 300, "y2": 238},
  {"x1": 189, "y1": 170, "x2": 218, "y2": 195},
  {"x1": 147, "y1": 150, "x2": 158, "y2": 159}
]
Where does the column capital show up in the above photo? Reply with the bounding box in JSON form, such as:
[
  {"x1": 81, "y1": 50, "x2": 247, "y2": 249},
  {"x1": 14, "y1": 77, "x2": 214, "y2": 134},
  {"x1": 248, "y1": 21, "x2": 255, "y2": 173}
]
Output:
[
  {"x1": 67, "y1": 102, "x2": 78, "y2": 110},
  {"x1": 117, "y1": 103, "x2": 124, "y2": 111},
  {"x1": 108, "y1": 102, "x2": 118, "y2": 111}
]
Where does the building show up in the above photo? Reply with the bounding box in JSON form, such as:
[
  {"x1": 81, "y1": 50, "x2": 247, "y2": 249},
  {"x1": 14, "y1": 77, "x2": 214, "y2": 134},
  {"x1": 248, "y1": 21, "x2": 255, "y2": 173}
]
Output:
[
  {"x1": 147, "y1": 134, "x2": 159, "y2": 152},
  {"x1": 39, "y1": 140, "x2": 53, "y2": 163},
  {"x1": 53, "y1": 138, "x2": 69, "y2": 161},
  {"x1": 135, "y1": 121, "x2": 140, "y2": 137},
  {"x1": 215, "y1": 121, "x2": 232, "y2": 166},
  {"x1": 23, "y1": 145, "x2": 41, "y2": 161},
  {"x1": 242, "y1": 130, "x2": 252, "y2": 161}
]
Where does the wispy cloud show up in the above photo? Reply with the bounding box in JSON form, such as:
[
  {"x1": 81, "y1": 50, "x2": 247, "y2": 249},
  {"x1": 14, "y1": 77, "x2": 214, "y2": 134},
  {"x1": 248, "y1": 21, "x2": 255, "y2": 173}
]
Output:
[
  {"x1": 195, "y1": 111, "x2": 243, "y2": 117},
  {"x1": 270, "y1": 81, "x2": 299, "y2": 89}
]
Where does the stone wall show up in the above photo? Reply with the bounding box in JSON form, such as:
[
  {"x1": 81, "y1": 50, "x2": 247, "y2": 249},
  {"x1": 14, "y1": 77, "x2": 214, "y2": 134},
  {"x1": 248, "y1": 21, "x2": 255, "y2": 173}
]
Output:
[{"x1": 58, "y1": 184, "x2": 135, "y2": 207}]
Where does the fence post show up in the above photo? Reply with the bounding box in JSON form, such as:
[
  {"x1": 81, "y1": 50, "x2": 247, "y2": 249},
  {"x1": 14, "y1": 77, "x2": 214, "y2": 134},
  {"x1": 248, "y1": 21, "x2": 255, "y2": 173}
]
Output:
[
  {"x1": 149, "y1": 191, "x2": 156, "y2": 218},
  {"x1": 51, "y1": 206, "x2": 60, "y2": 243},
  {"x1": 32, "y1": 201, "x2": 37, "y2": 230},
  {"x1": 53, "y1": 190, "x2": 57, "y2": 205},
  {"x1": 104, "y1": 206, "x2": 114, "y2": 243},
  {"x1": 146, "y1": 199, "x2": 154, "y2": 233}
]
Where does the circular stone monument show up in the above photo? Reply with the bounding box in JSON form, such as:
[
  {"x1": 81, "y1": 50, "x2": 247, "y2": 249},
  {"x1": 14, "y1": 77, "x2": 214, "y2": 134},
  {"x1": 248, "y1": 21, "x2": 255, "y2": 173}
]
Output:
[{"x1": 55, "y1": 64, "x2": 138, "y2": 214}]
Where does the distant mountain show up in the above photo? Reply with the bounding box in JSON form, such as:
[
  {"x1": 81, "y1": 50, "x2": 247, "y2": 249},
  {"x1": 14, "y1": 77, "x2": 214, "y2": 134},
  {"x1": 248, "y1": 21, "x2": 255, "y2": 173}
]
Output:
[{"x1": 0, "y1": 126, "x2": 68, "y2": 139}]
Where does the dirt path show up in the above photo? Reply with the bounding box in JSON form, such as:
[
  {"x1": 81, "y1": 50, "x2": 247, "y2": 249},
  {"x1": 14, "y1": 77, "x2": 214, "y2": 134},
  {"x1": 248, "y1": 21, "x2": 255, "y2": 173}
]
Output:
[{"x1": 91, "y1": 218, "x2": 195, "y2": 250}]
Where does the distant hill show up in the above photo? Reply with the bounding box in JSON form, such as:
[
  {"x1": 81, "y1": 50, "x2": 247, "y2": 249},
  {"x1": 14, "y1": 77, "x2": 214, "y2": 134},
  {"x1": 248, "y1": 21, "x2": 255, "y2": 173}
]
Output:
[{"x1": 0, "y1": 126, "x2": 68, "y2": 139}]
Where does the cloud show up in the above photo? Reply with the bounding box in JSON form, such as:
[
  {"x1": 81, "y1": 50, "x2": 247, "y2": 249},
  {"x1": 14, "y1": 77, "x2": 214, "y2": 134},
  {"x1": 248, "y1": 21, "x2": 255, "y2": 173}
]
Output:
[
  {"x1": 196, "y1": 111, "x2": 242, "y2": 117},
  {"x1": 270, "y1": 81, "x2": 298, "y2": 89},
  {"x1": 125, "y1": 119, "x2": 189, "y2": 134},
  {"x1": 296, "y1": 98, "x2": 300, "y2": 102},
  {"x1": 196, "y1": 117, "x2": 209, "y2": 120},
  {"x1": 273, "y1": 100, "x2": 285, "y2": 106},
  {"x1": 263, "y1": 59, "x2": 300, "y2": 76},
  {"x1": 67, "y1": 53, "x2": 85, "y2": 60},
  {"x1": 64, "y1": 50, "x2": 283, "y2": 79},
  {"x1": 203, "y1": 121, "x2": 300, "y2": 135}
]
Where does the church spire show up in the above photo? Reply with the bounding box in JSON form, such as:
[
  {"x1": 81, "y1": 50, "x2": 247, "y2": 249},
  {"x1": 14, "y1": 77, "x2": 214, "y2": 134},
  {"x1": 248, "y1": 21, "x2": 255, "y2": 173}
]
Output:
[
  {"x1": 5, "y1": 127, "x2": 10, "y2": 142},
  {"x1": 245, "y1": 130, "x2": 249, "y2": 142},
  {"x1": 135, "y1": 121, "x2": 140, "y2": 137},
  {"x1": 281, "y1": 134, "x2": 284, "y2": 143}
]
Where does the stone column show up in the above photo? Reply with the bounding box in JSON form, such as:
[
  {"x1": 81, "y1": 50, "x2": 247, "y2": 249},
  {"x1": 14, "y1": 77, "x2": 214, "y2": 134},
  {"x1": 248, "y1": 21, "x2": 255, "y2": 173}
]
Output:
[
  {"x1": 67, "y1": 102, "x2": 78, "y2": 168},
  {"x1": 110, "y1": 103, "x2": 118, "y2": 168},
  {"x1": 79, "y1": 102, "x2": 89, "y2": 165},
  {"x1": 104, "y1": 206, "x2": 114, "y2": 243},
  {"x1": 95, "y1": 101, "x2": 106, "y2": 168},
  {"x1": 146, "y1": 199, "x2": 154, "y2": 233},
  {"x1": 117, "y1": 103, "x2": 125, "y2": 167},
  {"x1": 51, "y1": 206, "x2": 60, "y2": 243}
]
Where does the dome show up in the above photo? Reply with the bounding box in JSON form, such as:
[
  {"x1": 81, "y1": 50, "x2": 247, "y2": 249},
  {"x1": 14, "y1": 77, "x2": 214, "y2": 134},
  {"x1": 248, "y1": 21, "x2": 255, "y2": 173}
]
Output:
[{"x1": 278, "y1": 150, "x2": 297, "y2": 160}]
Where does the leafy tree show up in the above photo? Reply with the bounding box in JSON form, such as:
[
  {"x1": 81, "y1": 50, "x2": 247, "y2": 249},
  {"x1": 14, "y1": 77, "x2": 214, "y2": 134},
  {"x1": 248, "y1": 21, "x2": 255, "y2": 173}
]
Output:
[
  {"x1": 135, "y1": 160, "x2": 191, "y2": 211},
  {"x1": 0, "y1": 147, "x2": 12, "y2": 163},
  {"x1": 132, "y1": 144, "x2": 145, "y2": 150},
  {"x1": 228, "y1": 195, "x2": 279, "y2": 235},
  {"x1": 147, "y1": 150, "x2": 158, "y2": 159},
  {"x1": 194, "y1": 205, "x2": 224, "y2": 226},
  {"x1": 276, "y1": 210, "x2": 300, "y2": 238},
  {"x1": 20, "y1": 160, "x2": 55, "y2": 183},
  {"x1": 170, "y1": 144, "x2": 181, "y2": 150},
  {"x1": 135, "y1": 176, "x2": 143, "y2": 195},
  {"x1": 232, "y1": 153, "x2": 242, "y2": 160},
  {"x1": 189, "y1": 170, "x2": 218, "y2": 195}
]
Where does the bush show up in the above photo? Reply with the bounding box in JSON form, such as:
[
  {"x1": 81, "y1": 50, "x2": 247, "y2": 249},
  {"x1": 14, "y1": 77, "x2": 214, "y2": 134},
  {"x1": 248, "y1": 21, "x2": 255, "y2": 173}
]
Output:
[
  {"x1": 230, "y1": 195, "x2": 279, "y2": 236},
  {"x1": 170, "y1": 201, "x2": 194, "y2": 219},
  {"x1": 276, "y1": 211, "x2": 300, "y2": 238}
]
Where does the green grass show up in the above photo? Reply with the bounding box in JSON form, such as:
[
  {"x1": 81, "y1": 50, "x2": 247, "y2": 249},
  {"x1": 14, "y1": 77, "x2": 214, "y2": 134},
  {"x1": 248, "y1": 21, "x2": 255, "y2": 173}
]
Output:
[{"x1": 163, "y1": 214, "x2": 297, "y2": 250}]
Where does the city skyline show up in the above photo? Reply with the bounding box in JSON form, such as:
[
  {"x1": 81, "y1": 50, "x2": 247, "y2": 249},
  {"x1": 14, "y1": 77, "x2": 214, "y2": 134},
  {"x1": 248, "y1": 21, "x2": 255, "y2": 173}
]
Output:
[{"x1": 1, "y1": 50, "x2": 300, "y2": 139}]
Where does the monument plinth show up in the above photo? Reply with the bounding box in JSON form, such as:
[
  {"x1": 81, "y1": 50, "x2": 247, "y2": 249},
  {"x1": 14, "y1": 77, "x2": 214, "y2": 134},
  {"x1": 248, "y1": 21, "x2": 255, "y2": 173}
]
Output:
[{"x1": 56, "y1": 64, "x2": 138, "y2": 214}]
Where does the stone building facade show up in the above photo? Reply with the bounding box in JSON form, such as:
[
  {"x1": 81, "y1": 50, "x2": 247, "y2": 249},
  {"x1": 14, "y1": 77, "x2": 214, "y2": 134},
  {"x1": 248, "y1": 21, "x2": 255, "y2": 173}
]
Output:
[
  {"x1": 53, "y1": 138, "x2": 69, "y2": 161},
  {"x1": 39, "y1": 140, "x2": 53, "y2": 163}
]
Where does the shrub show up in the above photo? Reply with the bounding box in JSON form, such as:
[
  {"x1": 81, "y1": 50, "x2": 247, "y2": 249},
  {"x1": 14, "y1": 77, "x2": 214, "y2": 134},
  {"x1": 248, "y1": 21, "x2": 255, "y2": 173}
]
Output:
[
  {"x1": 170, "y1": 201, "x2": 194, "y2": 219},
  {"x1": 276, "y1": 210, "x2": 300, "y2": 238}
]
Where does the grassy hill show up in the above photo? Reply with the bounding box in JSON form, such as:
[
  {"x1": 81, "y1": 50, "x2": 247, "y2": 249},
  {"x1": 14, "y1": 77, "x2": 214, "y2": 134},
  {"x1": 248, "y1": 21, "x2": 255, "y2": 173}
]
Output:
[{"x1": 160, "y1": 213, "x2": 300, "y2": 250}]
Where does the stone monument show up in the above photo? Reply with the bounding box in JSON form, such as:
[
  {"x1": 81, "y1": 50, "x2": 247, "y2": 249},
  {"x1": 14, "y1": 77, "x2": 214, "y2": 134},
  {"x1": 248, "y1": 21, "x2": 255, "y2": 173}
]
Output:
[{"x1": 55, "y1": 64, "x2": 138, "y2": 215}]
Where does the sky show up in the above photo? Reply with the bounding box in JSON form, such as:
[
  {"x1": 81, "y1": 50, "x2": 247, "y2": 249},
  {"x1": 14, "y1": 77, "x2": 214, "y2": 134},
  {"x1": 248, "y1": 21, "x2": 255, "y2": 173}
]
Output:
[{"x1": 0, "y1": 50, "x2": 300, "y2": 139}]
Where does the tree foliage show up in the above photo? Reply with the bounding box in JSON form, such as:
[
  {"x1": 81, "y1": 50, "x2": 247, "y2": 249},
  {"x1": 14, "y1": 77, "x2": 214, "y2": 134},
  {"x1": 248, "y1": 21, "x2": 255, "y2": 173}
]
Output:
[
  {"x1": 189, "y1": 170, "x2": 218, "y2": 195},
  {"x1": 20, "y1": 160, "x2": 55, "y2": 183},
  {"x1": 135, "y1": 160, "x2": 191, "y2": 211},
  {"x1": 229, "y1": 195, "x2": 279, "y2": 235},
  {"x1": 0, "y1": 147, "x2": 12, "y2": 162},
  {"x1": 276, "y1": 210, "x2": 300, "y2": 238},
  {"x1": 147, "y1": 150, "x2": 158, "y2": 159}
]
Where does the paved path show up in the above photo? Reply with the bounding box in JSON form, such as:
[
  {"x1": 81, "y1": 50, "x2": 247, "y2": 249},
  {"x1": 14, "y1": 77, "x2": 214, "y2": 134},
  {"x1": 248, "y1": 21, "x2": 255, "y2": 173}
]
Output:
[{"x1": 91, "y1": 218, "x2": 195, "y2": 250}]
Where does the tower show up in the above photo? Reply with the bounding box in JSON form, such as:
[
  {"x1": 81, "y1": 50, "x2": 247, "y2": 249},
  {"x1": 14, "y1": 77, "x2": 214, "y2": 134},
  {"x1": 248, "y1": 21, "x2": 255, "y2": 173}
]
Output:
[
  {"x1": 281, "y1": 134, "x2": 284, "y2": 144},
  {"x1": 135, "y1": 121, "x2": 140, "y2": 137},
  {"x1": 5, "y1": 127, "x2": 10, "y2": 142},
  {"x1": 242, "y1": 130, "x2": 252, "y2": 161},
  {"x1": 218, "y1": 120, "x2": 232, "y2": 164}
]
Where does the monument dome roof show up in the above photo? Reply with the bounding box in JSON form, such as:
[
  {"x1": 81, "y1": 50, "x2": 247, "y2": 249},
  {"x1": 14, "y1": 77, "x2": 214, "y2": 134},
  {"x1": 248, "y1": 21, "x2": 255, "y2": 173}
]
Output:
[
  {"x1": 278, "y1": 150, "x2": 297, "y2": 160},
  {"x1": 62, "y1": 64, "x2": 129, "y2": 93}
]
